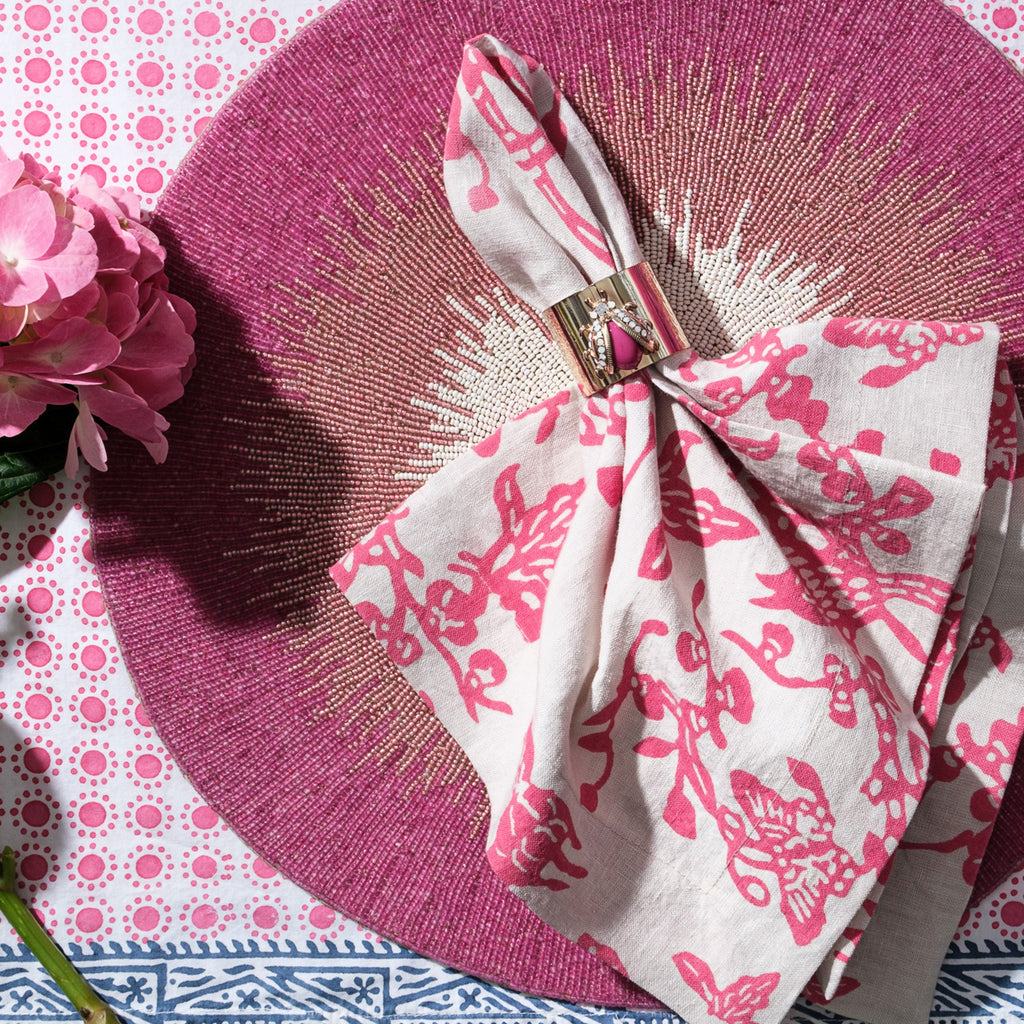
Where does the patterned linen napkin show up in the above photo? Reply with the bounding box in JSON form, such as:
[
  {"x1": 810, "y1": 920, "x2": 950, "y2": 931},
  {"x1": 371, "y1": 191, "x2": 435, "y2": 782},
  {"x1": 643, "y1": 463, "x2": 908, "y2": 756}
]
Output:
[{"x1": 333, "y1": 36, "x2": 1024, "y2": 1024}]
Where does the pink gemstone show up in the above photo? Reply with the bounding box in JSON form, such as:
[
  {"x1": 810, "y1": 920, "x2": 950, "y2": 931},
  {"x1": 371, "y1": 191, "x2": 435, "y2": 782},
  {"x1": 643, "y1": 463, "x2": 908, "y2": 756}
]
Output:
[{"x1": 608, "y1": 320, "x2": 641, "y2": 370}]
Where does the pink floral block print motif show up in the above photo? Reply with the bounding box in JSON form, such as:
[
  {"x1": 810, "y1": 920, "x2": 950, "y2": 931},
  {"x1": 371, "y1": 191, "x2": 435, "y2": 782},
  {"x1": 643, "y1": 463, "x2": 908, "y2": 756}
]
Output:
[
  {"x1": 336, "y1": 34, "x2": 1024, "y2": 1024},
  {"x1": 822, "y1": 319, "x2": 986, "y2": 388},
  {"x1": 673, "y1": 952, "x2": 780, "y2": 1024},
  {"x1": 578, "y1": 581, "x2": 754, "y2": 839},
  {"x1": 487, "y1": 728, "x2": 588, "y2": 890},
  {"x1": 720, "y1": 759, "x2": 865, "y2": 947},
  {"x1": 334, "y1": 463, "x2": 581, "y2": 723},
  {"x1": 336, "y1": 315, "x2": 1020, "y2": 1024}
]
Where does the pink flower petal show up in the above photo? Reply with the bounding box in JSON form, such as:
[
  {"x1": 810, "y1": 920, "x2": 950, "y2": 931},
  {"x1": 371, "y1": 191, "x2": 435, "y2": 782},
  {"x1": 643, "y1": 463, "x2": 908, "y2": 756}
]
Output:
[
  {"x1": 38, "y1": 280, "x2": 103, "y2": 324},
  {"x1": 168, "y1": 290, "x2": 197, "y2": 334},
  {"x1": 0, "y1": 187, "x2": 57, "y2": 261},
  {"x1": 99, "y1": 275, "x2": 141, "y2": 337},
  {"x1": 0, "y1": 302, "x2": 28, "y2": 342},
  {"x1": 77, "y1": 381, "x2": 169, "y2": 447},
  {"x1": 66, "y1": 392, "x2": 108, "y2": 475},
  {"x1": 116, "y1": 290, "x2": 195, "y2": 372},
  {"x1": 0, "y1": 390, "x2": 47, "y2": 436},
  {"x1": 21, "y1": 153, "x2": 61, "y2": 189},
  {"x1": 128, "y1": 223, "x2": 165, "y2": 281},
  {"x1": 68, "y1": 200, "x2": 93, "y2": 231},
  {"x1": 73, "y1": 176, "x2": 124, "y2": 219},
  {"x1": 0, "y1": 155, "x2": 24, "y2": 195},
  {"x1": 103, "y1": 183, "x2": 142, "y2": 223},
  {"x1": 0, "y1": 260, "x2": 49, "y2": 306},
  {"x1": 0, "y1": 186, "x2": 98, "y2": 304},
  {"x1": 73, "y1": 177, "x2": 164, "y2": 280},
  {"x1": 140, "y1": 429, "x2": 169, "y2": 464},
  {"x1": 0, "y1": 373, "x2": 75, "y2": 436},
  {"x1": 82, "y1": 198, "x2": 143, "y2": 274},
  {"x1": 106, "y1": 365, "x2": 185, "y2": 411},
  {"x1": 34, "y1": 213, "x2": 99, "y2": 298},
  {"x1": 64, "y1": 430, "x2": 79, "y2": 479},
  {"x1": 1, "y1": 317, "x2": 120, "y2": 380}
]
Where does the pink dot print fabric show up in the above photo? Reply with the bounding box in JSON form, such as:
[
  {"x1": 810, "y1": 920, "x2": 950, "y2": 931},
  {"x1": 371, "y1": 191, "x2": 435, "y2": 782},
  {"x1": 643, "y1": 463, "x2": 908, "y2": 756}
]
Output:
[
  {"x1": 335, "y1": 36, "x2": 1024, "y2": 1024},
  {"x1": 0, "y1": 0, "x2": 364, "y2": 970}
]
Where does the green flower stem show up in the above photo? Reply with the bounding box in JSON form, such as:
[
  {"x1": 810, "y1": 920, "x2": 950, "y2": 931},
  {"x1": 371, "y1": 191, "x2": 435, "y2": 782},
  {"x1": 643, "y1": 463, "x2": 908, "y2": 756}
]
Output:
[{"x1": 0, "y1": 847, "x2": 121, "y2": 1024}]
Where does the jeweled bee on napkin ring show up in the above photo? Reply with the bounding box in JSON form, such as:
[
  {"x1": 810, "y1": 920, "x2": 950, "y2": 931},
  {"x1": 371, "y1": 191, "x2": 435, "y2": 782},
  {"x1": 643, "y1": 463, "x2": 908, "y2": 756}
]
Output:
[{"x1": 542, "y1": 262, "x2": 690, "y2": 395}]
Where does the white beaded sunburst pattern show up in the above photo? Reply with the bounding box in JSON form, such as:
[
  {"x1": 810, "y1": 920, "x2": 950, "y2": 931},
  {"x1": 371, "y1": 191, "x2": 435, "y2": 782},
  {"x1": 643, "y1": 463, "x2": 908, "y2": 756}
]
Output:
[{"x1": 404, "y1": 190, "x2": 852, "y2": 481}]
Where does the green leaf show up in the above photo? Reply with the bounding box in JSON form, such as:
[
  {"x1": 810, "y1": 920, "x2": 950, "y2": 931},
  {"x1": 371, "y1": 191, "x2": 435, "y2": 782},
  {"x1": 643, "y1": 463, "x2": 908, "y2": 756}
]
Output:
[{"x1": 0, "y1": 405, "x2": 76, "y2": 506}]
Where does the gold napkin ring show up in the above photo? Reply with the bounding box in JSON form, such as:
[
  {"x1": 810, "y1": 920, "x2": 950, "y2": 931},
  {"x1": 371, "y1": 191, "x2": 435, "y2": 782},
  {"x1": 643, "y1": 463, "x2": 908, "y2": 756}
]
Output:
[{"x1": 542, "y1": 263, "x2": 690, "y2": 396}]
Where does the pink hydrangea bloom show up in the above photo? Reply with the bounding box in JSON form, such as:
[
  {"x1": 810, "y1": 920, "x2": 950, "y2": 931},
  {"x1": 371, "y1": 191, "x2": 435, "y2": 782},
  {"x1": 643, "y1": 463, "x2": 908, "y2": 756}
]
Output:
[
  {"x1": 72, "y1": 174, "x2": 165, "y2": 280},
  {"x1": 0, "y1": 153, "x2": 98, "y2": 321},
  {"x1": 0, "y1": 148, "x2": 196, "y2": 477}
]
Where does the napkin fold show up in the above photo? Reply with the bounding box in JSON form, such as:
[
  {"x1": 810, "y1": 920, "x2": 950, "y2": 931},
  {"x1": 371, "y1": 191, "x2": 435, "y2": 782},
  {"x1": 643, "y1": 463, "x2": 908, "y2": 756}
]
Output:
[{"x1": 333, "y1": 35, "x2": 1024, "y2": 1024}]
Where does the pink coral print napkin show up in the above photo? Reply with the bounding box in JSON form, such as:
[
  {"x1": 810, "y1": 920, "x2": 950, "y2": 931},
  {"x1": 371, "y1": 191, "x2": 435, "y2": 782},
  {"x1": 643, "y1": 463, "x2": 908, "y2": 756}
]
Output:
[{"x1": 333, "y1": 35, "x2": 1024, "y2": 1024}]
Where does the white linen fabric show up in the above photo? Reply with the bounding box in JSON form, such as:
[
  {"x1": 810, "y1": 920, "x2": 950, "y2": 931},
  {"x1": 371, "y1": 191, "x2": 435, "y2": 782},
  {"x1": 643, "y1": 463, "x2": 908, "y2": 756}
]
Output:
[{"x1": 334, "y1": 35, "x2": 1024, "y2": 1024}]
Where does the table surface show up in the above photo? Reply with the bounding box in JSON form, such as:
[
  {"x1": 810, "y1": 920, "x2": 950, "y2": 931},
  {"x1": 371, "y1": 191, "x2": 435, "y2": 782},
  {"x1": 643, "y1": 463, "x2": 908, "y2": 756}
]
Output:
[{"x1": 2, "y1": 1, "x2": 1024, "y2": 1022}]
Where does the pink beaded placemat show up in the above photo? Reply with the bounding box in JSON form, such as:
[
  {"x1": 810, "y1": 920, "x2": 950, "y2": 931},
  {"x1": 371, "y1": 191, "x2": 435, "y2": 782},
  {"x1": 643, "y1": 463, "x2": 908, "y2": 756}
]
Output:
[
  {"x1": 2, "y1": 1, "x2": 1024, "y2": 1021},
  {"x1": 86, "y1": 0, "x2": 1024, "y2": 1008}
]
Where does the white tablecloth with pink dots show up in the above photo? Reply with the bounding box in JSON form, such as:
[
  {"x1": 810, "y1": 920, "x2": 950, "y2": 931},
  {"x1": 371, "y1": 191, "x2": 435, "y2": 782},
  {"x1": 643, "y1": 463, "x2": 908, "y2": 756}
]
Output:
[{"x1": 2, "y1": 2, "x2": 1024, "y2": 1023}]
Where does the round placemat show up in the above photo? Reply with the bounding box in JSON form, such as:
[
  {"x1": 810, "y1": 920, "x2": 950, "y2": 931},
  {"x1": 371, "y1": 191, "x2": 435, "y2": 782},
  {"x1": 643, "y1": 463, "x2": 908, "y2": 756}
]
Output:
[{"x1": 91, "y1": 0, "x2": 1024, "y2": 1006}]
